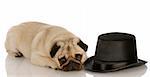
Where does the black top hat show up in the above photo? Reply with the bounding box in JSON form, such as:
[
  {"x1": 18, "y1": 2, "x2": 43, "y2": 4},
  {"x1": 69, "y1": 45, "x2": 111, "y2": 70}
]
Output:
[{"x1": 84, "y1": 32, "x2": 147, "y2": 72}]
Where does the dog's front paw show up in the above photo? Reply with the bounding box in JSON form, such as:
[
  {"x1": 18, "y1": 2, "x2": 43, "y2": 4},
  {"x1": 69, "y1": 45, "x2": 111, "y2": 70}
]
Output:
[
  {"x1": 48, "y1": 66, "x2": 52, "y2": 68},
  {"x1": 48, "y1": 66, "x2": 59, "y2": 70},
  {"x1": 54, "y1": 68, "x2": 59, "y2": 70}
]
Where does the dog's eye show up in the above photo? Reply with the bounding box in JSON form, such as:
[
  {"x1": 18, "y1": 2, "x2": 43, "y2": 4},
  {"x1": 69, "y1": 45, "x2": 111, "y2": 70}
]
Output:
[
  {"x1": 59, "y1": 56, "x2": 67, "y2": 66},
  {"x1": 75, "y1": 54, "x2": 82, "y2": 61}
]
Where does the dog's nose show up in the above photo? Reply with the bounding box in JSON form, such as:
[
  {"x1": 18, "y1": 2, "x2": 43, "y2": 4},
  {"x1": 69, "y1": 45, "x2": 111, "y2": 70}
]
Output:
[{"x1": 62, "y1": 60, "x2": 82, "y2": 71}]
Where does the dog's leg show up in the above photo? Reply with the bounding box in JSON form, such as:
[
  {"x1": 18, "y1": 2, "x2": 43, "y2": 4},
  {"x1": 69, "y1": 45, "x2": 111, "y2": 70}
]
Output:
[
  {"x1": 5, "y1": 32, "x2": 23, "y2": 57},
  {"x1": 31, "y1": 52, "x2": 58, "y2": 69}
]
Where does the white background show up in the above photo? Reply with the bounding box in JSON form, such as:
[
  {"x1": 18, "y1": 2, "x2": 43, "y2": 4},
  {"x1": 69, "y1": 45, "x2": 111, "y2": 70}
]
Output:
[{"x1": 0, "y1": 0, "x2": 149, "y2": 77}]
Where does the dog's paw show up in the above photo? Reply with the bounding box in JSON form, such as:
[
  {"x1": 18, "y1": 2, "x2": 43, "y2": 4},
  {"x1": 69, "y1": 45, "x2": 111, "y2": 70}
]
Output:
[
  {"x1": 7, "y1": 50, "x2": 23, "y2": 58},
  {"x1": 48, "y1": 66, "x2": 52, "y2": 68},
  {"x1": 15, "y1": 52, "x2": 23, "y2": 57},
  {"x1": 54, "y1": 68, "x2": 59, "y2": 70},
  {"x1": 48, "y1": 66, "x2": 59, "y2": 70}
]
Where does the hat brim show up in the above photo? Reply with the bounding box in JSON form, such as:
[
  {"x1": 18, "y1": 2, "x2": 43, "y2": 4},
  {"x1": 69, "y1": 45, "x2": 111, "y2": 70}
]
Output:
[{"x1": 84, "y1": 56, "x2": 147, "y2": 72}]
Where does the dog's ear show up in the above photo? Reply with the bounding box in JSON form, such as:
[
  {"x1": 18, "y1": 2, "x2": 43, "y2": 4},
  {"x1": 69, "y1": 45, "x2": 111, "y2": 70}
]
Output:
[
  {"x1": 50, "y1": 43, "x2": 61, "y2": 58},
  {"x1": 77, "y1": 40, "x2": 88, "y2": 52}
]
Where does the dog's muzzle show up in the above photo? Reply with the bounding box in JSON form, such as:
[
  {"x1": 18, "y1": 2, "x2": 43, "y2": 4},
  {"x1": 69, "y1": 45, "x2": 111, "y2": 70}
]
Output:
[{"x1": 62, "y1": 60, "x2": 82, "y2": 71}]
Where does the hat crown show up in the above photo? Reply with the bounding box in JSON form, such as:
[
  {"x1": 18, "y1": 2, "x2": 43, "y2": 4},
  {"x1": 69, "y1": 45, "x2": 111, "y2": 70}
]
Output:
[{"x1": 95, "y1": 32, "x2": 138, "y2": 62}]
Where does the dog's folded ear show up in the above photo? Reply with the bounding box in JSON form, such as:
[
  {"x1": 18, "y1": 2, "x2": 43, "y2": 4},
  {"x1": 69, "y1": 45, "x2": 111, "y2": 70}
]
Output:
[
  {"x1": 77, "y1": 40, "x2": 88, "y2": 52},
  {"x1": 50, "y1": 43, "x2": 61, "y2": 58}
]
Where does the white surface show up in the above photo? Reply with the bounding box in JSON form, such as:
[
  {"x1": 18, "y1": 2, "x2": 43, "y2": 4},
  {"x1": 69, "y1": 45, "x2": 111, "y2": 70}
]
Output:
[
  {"x1": 4, "y1": 55, "x2": 149, "y2": 77},
  {"x1": 0, "y1": 0, "x2": 150, "y2": 77}
]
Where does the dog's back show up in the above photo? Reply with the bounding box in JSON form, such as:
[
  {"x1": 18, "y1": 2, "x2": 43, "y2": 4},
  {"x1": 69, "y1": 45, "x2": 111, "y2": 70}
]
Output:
[{"x1": 5, "y1": 22, "x2": 50, "y2": 58}]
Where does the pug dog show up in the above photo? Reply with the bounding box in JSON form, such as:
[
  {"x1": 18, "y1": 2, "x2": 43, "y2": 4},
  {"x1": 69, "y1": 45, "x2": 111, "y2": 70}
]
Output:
[{"x1": 5, "y1": 22, "x2": 88, "y2": 71}]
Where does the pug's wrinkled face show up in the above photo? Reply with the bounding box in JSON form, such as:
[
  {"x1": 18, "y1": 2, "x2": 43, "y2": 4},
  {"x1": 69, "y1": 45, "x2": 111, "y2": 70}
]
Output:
[{"x1": 50, "y1": 38, "x2": 88, "y2": 71}]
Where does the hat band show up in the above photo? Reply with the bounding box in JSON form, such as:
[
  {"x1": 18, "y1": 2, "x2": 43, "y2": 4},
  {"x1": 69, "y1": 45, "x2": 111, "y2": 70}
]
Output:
[{"x1": 92, "y1": 60, "x2": 137, "y2": 71}]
